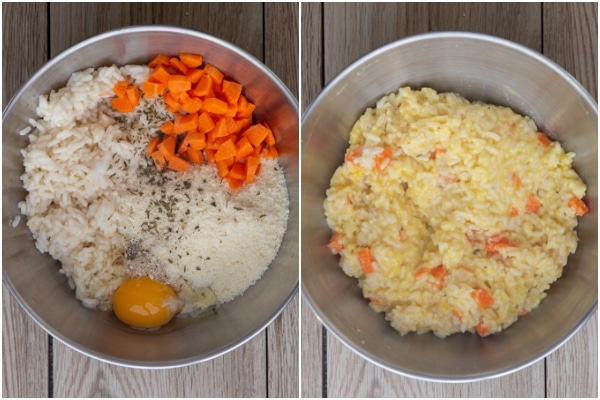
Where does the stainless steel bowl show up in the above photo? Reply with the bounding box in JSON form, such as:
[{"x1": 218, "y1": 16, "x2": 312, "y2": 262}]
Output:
[
  {"x1": 301, "y1": 32, "x2": 597, "y2": 382},
  {"x1": 3, "y1": 26, "x2": 298, "y2": 368}
]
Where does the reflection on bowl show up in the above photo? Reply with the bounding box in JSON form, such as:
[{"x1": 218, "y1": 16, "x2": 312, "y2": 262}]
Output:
[
  {"x1": 3, "y1": 25, "x2": 299, "y2": 368},
  {"x1": 301, "y1": 31, "x2": 597, "y2": 382}
]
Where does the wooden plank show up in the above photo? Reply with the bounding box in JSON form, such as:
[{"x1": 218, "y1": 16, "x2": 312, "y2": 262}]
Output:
[
  {"x1": 542, "y1": 4, "x2": 598, "y2": 397},
  {"x1": 327, "y1": 334, "x2": 544, "y2": 397},
  {"x1": 2, "y1": 2, "x2": 49, "y2": 107},
  {"x1": 49, "y1": 3, "x2": 264, "y2": 60},
  {"x1": 546, "y1": 312, "x2": 598, "y2": 397},
  {"x1": 2, "y1": 287, "x2": 49, "y2": 398},
  {"x1": 429, "y1": 2, "x2": 542, "y2": 51},
  {"x1": 52, "y1": 333, "x2": 267, "y2": 397},
  {"x1": 265, "y1": 2, "x2": 299, "y2": 100},
  {"x1": 300, "y1": 298, "x2": 324, "y2": 398},
  {"x1": 323, "y1": 2, "x2": 430, "y2": 83},
  {"x1": 300, "y1": 3, "x2": 324, "y2": 398},
  {"x1": 300, "y1": 2, "x2": 323, "y2": 113},
  {"x1": 267, "y1": 294, "x2": 300, "y2": 398},
  {"x1": 542, "y1": 2, "x2": 598, "y2": 99},
  {"x1": 263, "y1": 5, "x2": 299, "y2": 397},
  {"x1": 2, "y1": 3, "x2": 50, "y2": 398}
]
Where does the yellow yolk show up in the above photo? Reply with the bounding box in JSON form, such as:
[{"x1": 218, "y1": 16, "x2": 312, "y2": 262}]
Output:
[{"x1": 113, "y1": 276, "x2": 181, "y2": 329}]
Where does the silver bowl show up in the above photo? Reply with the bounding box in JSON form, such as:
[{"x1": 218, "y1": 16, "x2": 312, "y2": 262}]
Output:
[
  {"x1": 3, "y1": 26, "x2": 299, "y2": 368},
  {"x1": 301, "y1": 31, "x2": 597, "y2": 382}
]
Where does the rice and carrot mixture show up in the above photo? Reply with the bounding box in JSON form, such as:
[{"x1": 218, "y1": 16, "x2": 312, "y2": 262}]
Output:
[
  {"x1": 324, "y1": 87, "x2": 588, "y2": 337},
  {"x1": 19, "y1": 63, "x2": 289, "y2": 316}
]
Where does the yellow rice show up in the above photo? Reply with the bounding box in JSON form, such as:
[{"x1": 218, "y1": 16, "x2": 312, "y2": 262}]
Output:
[{"x1": 324, "y1": 87, "x2": 588, "y2": 338}]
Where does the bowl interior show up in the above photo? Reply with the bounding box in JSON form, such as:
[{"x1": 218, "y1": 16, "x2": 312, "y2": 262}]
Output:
[
  {"x1": 3, "y1": 26, "x2": 299, "y2": 367},
  {"x1": 301, "y1": 32, "x2": 597, "y2": 381}
]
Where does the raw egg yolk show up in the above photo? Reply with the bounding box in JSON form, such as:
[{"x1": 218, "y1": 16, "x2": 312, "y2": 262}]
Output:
[{"x1": 113, "y1": 276, "x2": 181, "y2": 329}]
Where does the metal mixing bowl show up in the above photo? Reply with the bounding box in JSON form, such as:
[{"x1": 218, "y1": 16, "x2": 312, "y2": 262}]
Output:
[
  {"x1": 301, "y1": 32, "x2": 597, "y2": 382},
  {"x1": 3, "y1": 26, "x2": 298, "y2": 368}
]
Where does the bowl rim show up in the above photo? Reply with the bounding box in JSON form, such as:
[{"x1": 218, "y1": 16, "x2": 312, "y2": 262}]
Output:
[
  {"x1": 3, "y1": 24, "x2": 299, "y2": 369},
  {"x1": 300, "y1": 30, "x2": 598, "y2": 382},
  {"x1": 301, "y1": 30, "x2": 597, "y2": 128}
]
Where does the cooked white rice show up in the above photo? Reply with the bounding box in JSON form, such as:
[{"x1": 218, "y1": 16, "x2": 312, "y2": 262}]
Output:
[
  {"x1": 19, "y1": 65, "x2": 289, "y2": 313},
  {"x1": 324, "y1": 87, "x2": 587, "y2": 337}
]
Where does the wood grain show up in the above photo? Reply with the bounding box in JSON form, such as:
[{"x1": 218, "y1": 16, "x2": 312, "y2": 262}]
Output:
[
  {"x1": 300, "y1": 4, "x2": 324, "y2": 398},
  {"x1": 3, "y1": 3, "x2": 299, "y2": 398},
  {"x1": 302, "y1": 2, "x2": 598, "y2": 397},
  {"x1": 2, "y1": 4, "x2": 50, "y2": 398}
]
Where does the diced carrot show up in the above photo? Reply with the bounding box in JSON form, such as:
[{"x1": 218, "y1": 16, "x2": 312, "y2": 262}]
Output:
[
  {"x1": 111, "y1": 97, "x2": 134, "y2": 113},
  {"x1": 414, "y1": 265, "x2": 447, "y2": 290},
  {"x1": 511, "y1": 172, "x2": 522, "y2": 188},
  {"x1": 244, "y1": 124, "x2": 271, "y2": 147},
  {"x1": 374, "y1": 147, "x2": 393, "y2": 172},
  {"x1": 357, "y1": 247, "x2": 376, "y2": 274},
  {"x1": 186, "y1": 147, "x2": 204, "y2": 164},
  {"x1": 163, "y1": 92, "x2": 181, "y2": 111},
  {"x1": 228, "y1": 162, "x2": 246, "y2": 181},
  {"x1": 345, "y1": 146, "x2": 363, "y2": 163},
  {"x1": 192, "y1": 74, "x2": 213, "y2": 98},
  {"x1": 525, "y1": 193, "x2": 542, "y2": 214},
  {"x1": 203, "y1": 97, "x2": 229, "y2": 115},
  {"x1": 265, "y1": 128, "x2": 276, "y2": 146},
  {"x1": 142, "y1": 80, "x2": 166, "y2": 98},
  {"x1": 429, "y1": 147, "x2": 446, "y2": 160},
  {"x1": 186, "y1": 68, "x2": 204, "y2": 84},
  {"x1": 151, "y1": 64, "x2": 172, "y2": 85},
  {"x1": 485, "y1": 232, "x2": 516, "y2": 254},
  {"x1": 179, "y1": 52, "x2": 203, "y2": 69},
  {"x1": 158, "y1": 136, "x2": 177, "y2": 161},
  {"x1": 173, "y1": 113, "x2": 198, "y2": 135},
  {"x1": 160, "y1": 120, "x2": 175, "y2": 135},
  {"x1": 203, "y1": 63, "x2": 224, "y2": 86},
  {"x1": 476, "y1": 322, "x2": 490, "y2": 336},
  {"x1": 113, "y1": 80, "x2": 129, "y2": 99},
  {"x1": 509, "y1": 206, "x2": 519, "y2": 217},
  {"x1": 226, "y1": 176, "x2": 244, "y2": 190},
  {"x1": 167, "y1": 155, "x2": 190, "y2": 172},
  {"x1": 180, "y1": 96, "x2": 203, "y2": 114},
  {"x1": 216, "y1": 158, "x2": 233, "y2": 177},
  {"x1": 206, "y1": 136, "x2": 229, "y2": 151},
  {"x1": 246, "y1": 156, "x2": 261, "y2": 183},
  {"x1": 221, "y1": 80, "x2": 243, "y2": 105},
  {"x1": 126, "y1": 85, "x2": 140, "y2": 108},
  {"x1": 204, "y1": 148, "x2": 215, "y2": 163},
  {"x1": 209, "y1": 118, "x2": 229, "y2": 139},
  {"x1": 224, "y1": 103, "x2": 238, "y2": 118},
  {"x1": 236, "y1": 95, "x2": 256, "y2": 117},
  {"x1": 234, "y1": 116, "x2": 253, "y2": 133},
  {"x1": 151, "y1": 150, "x2": 167, "y2": 171},
  {"x1": 146, "y1": 136, "x2": 161, "y2": 156},
  {"x1": 235, "y1": 136, "x2": 254, "y2": 161},
  {"x1": 214, "y1": 138, "x2": 237, "y2": 161},
  {"x1": 452, "y1": 309, "x2": 463, "y2": 323},
  {"x1": 471, "y1": 289, "x2": 494, "y2": 309},
  {"x1": 537, "y1": 132, "x2": 552, "y2": 147},
  {"x1": 196, "y1": 111, "x2": 216, "y2": 134},
  {"x1": 186, "y1": 131, "x2": 206, "y2": 151},
  {"x1": 262, "y1": 145, "x2": 279, "y2": 159},
  {"x1": 169, "y1": 57, "x2": 189, "y2": 75},
  {"x1": 568, "y1": 196, "x2": 589, "y2": 216},
  {"x1": 148, "y1": 54, "x2": 170, "y2": 68},
  {"x1": 167, "y1": 75, "x2": 192, "y2": 94}
]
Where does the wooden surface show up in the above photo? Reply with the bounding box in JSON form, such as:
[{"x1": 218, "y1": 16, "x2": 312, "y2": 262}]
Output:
[
  {"x1": 3, "y1": 2, "x2": 598, "y2": 398},
  {"x1": 300, "y1": 3, "x2": 598, "y2": 398},
  {"x1": 2, "y1": 3, "x2": 298, "y2": 398}
]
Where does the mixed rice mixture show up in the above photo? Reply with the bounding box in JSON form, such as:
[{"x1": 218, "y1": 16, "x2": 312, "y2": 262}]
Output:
[{"x1": 324, "y1": 87, "x2": 588, "y2": 337}]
